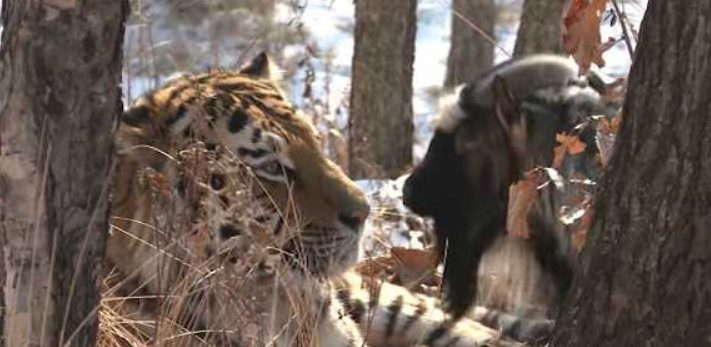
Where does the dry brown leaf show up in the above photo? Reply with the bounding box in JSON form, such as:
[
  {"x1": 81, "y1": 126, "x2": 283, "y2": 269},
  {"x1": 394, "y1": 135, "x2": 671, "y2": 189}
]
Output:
[
  {"x1": 552, "y1": 133, "x2": 588, "y2": 169},
  {"x1": 563, "y1": 133, "x2": 588, "y2": 155},
  {"x1": 507, "y1": 170, "x2": 540, "y2": 239},
  {"x1": 391, "y1": 247, "x2": 438, "y2": 270},
  {"x1": 356, "y1": 248, "x2": 440, "y2": 291},
  {"x1": 393, "y1": 248, "x2": 438, "y2": 289},
  {"x1": 563, "y1": 0, "x2": 609, "y2": 74}
]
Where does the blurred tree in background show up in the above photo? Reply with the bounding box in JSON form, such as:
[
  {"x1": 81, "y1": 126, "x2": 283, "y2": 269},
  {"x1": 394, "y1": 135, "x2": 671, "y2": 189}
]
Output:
[
  {"x1": 124, "y1": 0, "x2": 305, "y2": 100},
  {"x1": 349, "y1": 0, "x2": 417, "y2": 179},
  {"x1": 444, "y1": 0, "x2": 496, "y2": 88},
  {"x1": 513, "y1": 0, "x2": 567, "y2": 56},
  {"x1": 122, "y1": 0, "x2": 357, "y2": 170}
]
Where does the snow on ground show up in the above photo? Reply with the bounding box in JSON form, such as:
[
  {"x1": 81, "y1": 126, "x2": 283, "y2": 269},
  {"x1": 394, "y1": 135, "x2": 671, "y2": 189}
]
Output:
[{"x1": 357, "y1": 176, "x2": 431, "y2": 253}]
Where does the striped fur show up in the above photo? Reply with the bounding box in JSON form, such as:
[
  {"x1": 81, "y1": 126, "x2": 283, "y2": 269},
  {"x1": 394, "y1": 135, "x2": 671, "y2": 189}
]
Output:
[{"x1": 108, "y1": 53, "x2": 535, "y2": 346}]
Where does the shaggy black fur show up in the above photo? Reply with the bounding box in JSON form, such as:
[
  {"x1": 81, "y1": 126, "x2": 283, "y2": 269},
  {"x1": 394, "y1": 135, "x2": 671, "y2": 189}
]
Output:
[
  {"x1": 403, "y1": 82, "x2": 524, "y2": 319},
  {"x1": 403, "y1": 55, "x2": 609, "y2": 319}
]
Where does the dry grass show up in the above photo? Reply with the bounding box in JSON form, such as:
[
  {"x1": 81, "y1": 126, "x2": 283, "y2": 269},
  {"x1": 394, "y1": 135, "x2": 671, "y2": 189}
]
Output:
[{"x1": 100, "y1": 137, "x2": 347, "y2": 346}]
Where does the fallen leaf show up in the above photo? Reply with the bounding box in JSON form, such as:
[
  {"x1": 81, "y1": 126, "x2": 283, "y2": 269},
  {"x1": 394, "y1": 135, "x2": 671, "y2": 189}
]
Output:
[
  {"x1": 356, "y1": 248, "x2": 439, "y2": 292},
  {"x1": 391, "y1": 247, "x2": 438, "y2": 270}
]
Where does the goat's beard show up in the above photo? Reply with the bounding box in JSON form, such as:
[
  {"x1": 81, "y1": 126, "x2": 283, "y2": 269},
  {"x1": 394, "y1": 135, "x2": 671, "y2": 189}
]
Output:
[{"x1": 436, "y1": 205, "x2": 506, "y2": 320}]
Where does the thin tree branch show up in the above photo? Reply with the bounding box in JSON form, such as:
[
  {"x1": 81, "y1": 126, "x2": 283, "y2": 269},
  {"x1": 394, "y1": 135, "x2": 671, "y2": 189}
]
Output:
[{"x1": 610, "y1": 0, "x2": 635, "y2": 58}]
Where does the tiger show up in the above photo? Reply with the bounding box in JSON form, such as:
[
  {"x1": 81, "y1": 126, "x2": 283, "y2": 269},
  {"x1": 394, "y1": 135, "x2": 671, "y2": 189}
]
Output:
[{"x1": 107, "y1": 52, "x2": 540, "y2": 346}]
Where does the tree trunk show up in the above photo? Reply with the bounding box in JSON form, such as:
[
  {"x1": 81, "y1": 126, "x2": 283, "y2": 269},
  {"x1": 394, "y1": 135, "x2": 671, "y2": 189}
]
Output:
[
  {"x1": 444, "y1": 0, "x2": 496, "y2": 88},
  {"x1": 551, "y1": 1, "x2": 711, "y2": 346},
  {"x1": 0, "y1": 1, "x2": 128, "y2": 346},
  {"x1": 0, "y1": 241, "x2": 4, "y2": 340},
  {"x1": 349, "y1": 0, "x2": 416, "y2": 179},
  {"x1": 513, "y1": 0, "x2": 567, "y2": 57}
]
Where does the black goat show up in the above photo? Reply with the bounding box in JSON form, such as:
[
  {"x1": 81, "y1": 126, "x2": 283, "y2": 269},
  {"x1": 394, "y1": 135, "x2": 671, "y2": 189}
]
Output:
[{"x1": 403, "y1": 55, "x2": 610, "y2": 319}]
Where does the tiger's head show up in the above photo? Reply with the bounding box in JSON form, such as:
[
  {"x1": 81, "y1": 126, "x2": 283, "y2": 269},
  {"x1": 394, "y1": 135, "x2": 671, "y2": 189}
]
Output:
[{"x1": 113, "y1": 52, "x2": 369, "y2": 278}]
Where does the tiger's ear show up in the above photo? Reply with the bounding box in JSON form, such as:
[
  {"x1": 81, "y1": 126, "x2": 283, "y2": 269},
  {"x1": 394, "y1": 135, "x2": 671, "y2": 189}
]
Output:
[
  {"x1": 239, "y1": 51, "x2": 282, "y2": 81},
  {"x1": 493, "y1": 76, "x2": 526, "y2": 157}
]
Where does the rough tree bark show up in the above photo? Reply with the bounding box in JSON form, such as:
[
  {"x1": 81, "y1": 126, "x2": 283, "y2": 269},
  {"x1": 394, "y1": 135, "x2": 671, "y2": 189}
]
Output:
[
  {"x1": 513, "y1": 0, "x2": 567, "y2": 57},
  {"x1": 0, "y1": 1, "x2": 128, "y2": 346},
  {"x1": 444, "y1": 0, "x2": 496, "y2": 88},
  {"x1": 349, "y1": 0, "x2": 416, "y2": 179},
  {"x1": 551, "y1": 1, "x2": 711, "y2": 346},
  {"x1": 0, "y1": 241, "x2": 4, "y2": 341}
]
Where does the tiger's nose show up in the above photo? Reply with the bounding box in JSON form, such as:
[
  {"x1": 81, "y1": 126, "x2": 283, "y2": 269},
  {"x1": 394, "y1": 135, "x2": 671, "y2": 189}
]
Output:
[{"x1": 338, "y1": 208, "x2": 369, "y2": 230}]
